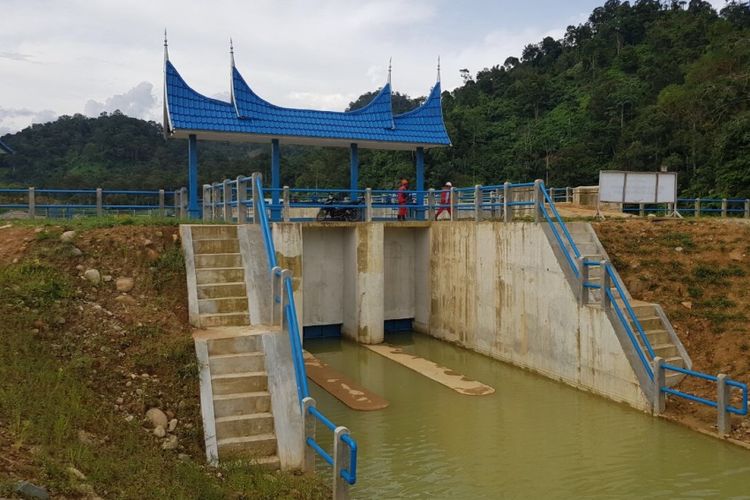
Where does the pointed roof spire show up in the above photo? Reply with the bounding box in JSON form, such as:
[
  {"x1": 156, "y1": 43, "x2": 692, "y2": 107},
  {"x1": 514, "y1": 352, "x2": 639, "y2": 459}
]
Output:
[
  {"x1": 437, "y1": 56, "x2": 441, "y2": 83},
  {"x1": 387, "y1": 57, "x2": 392, "y2": 85},
  {"x1": 163, "y1": 29, "x2": 169, "y2": 62},
  {"x1": 230, "y1": 37, "x2": 235, "y2": 67}
]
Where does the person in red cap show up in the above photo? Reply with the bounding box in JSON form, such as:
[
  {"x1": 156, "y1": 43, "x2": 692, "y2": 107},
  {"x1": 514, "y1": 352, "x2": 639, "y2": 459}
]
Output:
[
  {"x1": 397, "y1": 179, "x2": 409, "y2": 221},
  {"x1": 436, "y1": 181, "x2": 452, "y2": 220}
]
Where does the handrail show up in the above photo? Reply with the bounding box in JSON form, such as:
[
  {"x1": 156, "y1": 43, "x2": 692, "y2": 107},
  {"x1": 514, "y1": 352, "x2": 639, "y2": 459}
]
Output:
[
  {"x1": 535, "y1": 182, "x2": 748, "y2": 426},
  {"x1": 252, "y1": 174, "x2": 358, "y2": 486}
]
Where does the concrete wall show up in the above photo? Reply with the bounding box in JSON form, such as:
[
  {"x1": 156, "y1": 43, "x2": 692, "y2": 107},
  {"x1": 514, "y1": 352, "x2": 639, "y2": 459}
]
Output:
[
  {"x1": 383, "y1": 228, "x2": 416, "y2": 320},
  {"x1": 429, "y1": 222, "x2": 649, "y2": 411},
  {"x1": 300, "y1": 227, "x2": 345, "y2": 326}
]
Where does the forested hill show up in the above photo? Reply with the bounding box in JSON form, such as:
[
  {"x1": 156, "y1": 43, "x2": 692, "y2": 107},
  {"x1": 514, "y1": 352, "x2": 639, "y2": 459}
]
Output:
[{"x1": 1, "y1": 0, "x2": 749, "y2": 195}]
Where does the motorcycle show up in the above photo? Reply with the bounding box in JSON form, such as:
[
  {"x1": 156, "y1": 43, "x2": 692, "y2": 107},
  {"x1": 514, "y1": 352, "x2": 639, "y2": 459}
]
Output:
[{"x1": 315, "y1": 193, "x2": 364, "y2": 222}]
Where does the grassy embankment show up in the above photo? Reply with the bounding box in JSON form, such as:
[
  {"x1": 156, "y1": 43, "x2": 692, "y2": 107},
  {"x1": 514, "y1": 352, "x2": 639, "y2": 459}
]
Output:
[{"x1": 0, "y1": 217, "x2": 327, "y2": 499}]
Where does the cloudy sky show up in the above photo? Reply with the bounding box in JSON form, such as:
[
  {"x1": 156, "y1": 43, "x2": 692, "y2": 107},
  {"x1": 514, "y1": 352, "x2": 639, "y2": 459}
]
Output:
[{"x1": 0, "y1": 0, "x2": 730, "y2": 135}]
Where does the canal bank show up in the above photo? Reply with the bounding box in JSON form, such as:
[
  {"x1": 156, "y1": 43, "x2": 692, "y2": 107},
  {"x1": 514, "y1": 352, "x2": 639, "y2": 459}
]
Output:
[{"x1": 307, "y1": 333, "x2": 750, "y2": 498}]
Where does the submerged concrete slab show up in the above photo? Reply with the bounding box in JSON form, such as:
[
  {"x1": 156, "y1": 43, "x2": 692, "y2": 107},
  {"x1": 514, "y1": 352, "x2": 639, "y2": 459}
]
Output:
[
  {"x1": 365, "y1": 344, "x2": 495, "y2": 396},
  {"x1": 303, "y1": 352, "x2": 389, "y2": 411}
]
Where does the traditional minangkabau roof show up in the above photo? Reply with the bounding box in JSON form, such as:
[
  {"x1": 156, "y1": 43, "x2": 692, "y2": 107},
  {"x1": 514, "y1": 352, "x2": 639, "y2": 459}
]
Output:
[
  {"x1": 163, "y1": 45, "x2": 451, "y2": 150},
  {"x1": 0, "y1": 138, "x2": 14, "y2": 155}
]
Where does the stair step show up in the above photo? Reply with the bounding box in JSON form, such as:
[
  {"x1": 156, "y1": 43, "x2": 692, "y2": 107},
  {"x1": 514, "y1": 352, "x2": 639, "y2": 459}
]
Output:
[
  {"x1": 190, "y1": 225, "x2": 238, "y2": 240},
  {"x1": 198, "y1": 297, "x2": 249, "y2": 315},
  {"x1": 193, "y1": 239, "x2": 240, "y2": 255},
  {"x1": 251, "y1": 455, "x2": 281, "y2": 470},
  {"x1": 664, "y1": 356, "x2": 685, "y2": 368},
  {"x1": 637, "y1": 316, "x2": 662, "y2": 329},
  {"x1": 208, "y1": 334, "x2": 263, "y2": 356},
  {"x1": 210, "y1": 352, "x2": 266, "y2": 374},
  {"x1": 215, "y1": 412, "x2": 275, "y2": 439},
  {"x1": 213, "y1": 391, "x2": 271, "y2": 417},
  {"x1": 195, "y1": 253, "x2": 243, "y2": 269},
  {"x1": 217, "y1": 433, "x2": 277, "y2": 459},
  {"x1": 197, "y1": 282, "x2": 247, "y2": 300},
  {"x1": 644, "y1": 329, "x2": 670, "y2": 345},
  {"x1": 212, "y1": 371, "x2": 268, "y2": 395},
  {"x1": 200, "y1": 312, "x2": 249, "y2": 327},
  {"x1": 651, "y1": 343, "x2": 678, "y2": 358},
  {"x1": 196, "y1": 267, "x2": 245, "y2": 285}
]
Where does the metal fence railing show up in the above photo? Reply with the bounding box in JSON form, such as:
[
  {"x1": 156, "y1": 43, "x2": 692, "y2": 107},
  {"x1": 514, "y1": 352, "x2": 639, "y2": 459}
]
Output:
[
  {"x1": 250, "y1": 173, "x2": 357, "y2": 497},
  {"x1": 0, "y1": 187, "x2": 186, "y2": 218},
  {"x1": 539, "y1": 181, "x2": 748, "y2": 433}
]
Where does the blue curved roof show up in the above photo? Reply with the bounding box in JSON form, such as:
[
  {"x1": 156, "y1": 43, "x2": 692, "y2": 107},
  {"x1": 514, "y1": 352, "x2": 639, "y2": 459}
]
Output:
[
  {"x1": 0, "y1": 138, "x2": 13, "y2": 155},
  {"x1": 164, "y1": 57, "x2": 451, "y2": 150}
]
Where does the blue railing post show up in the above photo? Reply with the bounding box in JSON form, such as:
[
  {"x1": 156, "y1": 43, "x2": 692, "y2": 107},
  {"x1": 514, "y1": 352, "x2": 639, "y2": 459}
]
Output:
[
  {"x1": 28, "y1": 187, "x2": 36, "y2": 218},
  {"x1": 302, "y1": 397, "x2": 317, "y2": 472},
  {"x1": 159, "y1": 189, "x2": 166, "y2": 217},
  {"x1": 474, "y1": 185, "x2": 481, "y2": 222},
  {"x1": 534, "y1": 179, "x2": 542, "y2": 223},
  {"x1": 237, "y1": 176, "x2": 248, "y2": 224},
  {"x1": 503, "y1": 182, "x2": 512, "y2": 223},
  {"x1": 271, "y1": 139, "x2": 281, "y2": 221},
  {"x1": 283, "y1": 186, "x2": 290, "y2": 223},
  {"x1": 188, "y1": 134, "x2": 200, "y2": 219},
  {"x1": 334, "y1": 426, "x2": 352, "y2": 498}
]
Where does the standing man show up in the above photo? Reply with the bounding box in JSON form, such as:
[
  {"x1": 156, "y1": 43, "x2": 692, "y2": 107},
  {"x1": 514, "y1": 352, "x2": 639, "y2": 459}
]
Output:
[
  {"x1": 435, "y1": 181, "x2": 452, "y2": 220},
  {"x1": 397, "y1": 179, "x2": 409, "y2": 221}
]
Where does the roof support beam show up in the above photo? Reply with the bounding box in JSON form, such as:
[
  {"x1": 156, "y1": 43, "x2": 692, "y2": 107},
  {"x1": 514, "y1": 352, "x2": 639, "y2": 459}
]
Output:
[
  {"x1": 350, "y1": 143, "x2": 359, "y2": 197},
  {"x1": 271, "y1": 138, "x2": 281, "y2": 221},
  {"x1": 415, "y1": 146, "x2": 425, "y2": 220},
  {"x1": 188, "y1": 134, "x2": 200, "y2": 219}
]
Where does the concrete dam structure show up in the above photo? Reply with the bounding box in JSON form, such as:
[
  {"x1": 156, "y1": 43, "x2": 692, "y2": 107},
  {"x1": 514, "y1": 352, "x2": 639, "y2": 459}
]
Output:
[{"x1": 272, "y1": 219, "x2": 672, "y2": 412}]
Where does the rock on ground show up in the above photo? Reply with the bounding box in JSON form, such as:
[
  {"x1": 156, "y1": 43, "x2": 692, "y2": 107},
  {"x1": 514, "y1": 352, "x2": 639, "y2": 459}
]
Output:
[
  {"x1": 115, "y1": 277, "x2": 134, "y2": 292},
  {"x1": 145, "y1": 407, "x2": 168, "y2": 429},
  {"x1": 162, "y1": 434, "x2": 179, "y2": 450},
  {"x1": 60, "y1": 230, "x2": 77, "y2": 243},
  {"x1": 83, "y1": 269, "x2": 101, "y2": 285}
]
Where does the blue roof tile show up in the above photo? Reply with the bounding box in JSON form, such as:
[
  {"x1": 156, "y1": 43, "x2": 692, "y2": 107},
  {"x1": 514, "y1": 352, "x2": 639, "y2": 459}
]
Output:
[{"x1": 164, "y1": 59, "x2": 450, "y2": 148}]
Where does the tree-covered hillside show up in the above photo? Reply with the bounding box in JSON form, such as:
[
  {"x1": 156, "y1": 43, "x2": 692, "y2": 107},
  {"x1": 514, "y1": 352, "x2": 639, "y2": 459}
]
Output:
[{"x1": 1, "y1": 0, "x2": 749, "y2": 195}]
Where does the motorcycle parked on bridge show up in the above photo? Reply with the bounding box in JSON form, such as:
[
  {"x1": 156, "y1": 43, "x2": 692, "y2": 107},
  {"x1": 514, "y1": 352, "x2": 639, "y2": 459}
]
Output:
[{"x1": 316, "y1": 194, "x2": 364, "y2": 222}]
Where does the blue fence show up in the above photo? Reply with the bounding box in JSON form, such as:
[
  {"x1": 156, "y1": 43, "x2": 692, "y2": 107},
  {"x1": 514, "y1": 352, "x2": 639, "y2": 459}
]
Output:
[
  {"x1": 0, "y1": 186, "x2": 184, "y2": 218},
  {"x1": 251, "y1": 174, "x2": 358, "y2": 489}
]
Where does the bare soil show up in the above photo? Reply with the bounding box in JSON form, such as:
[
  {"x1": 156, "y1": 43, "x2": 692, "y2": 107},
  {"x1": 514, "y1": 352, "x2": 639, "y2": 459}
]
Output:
[{"x1": 594, "y1": 218, "x2": 750, "y2": 441}]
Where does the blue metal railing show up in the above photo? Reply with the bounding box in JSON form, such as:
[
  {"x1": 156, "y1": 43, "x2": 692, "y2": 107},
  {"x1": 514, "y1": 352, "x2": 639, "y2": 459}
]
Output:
[
  {"x1": 252, "y1": 174, "x2": 358, "y2": 485},
  {"x1": 536, "y1": 182, "x2": 748, "y2": 421},
  {"x1": 0, "y1": 187, "x2": 179, "y2": 217}
]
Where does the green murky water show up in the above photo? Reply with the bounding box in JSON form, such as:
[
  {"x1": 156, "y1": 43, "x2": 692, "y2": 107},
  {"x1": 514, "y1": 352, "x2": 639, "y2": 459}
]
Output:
[{"x1": 306, "y1": 332, "x2": 750, "y2": 499}]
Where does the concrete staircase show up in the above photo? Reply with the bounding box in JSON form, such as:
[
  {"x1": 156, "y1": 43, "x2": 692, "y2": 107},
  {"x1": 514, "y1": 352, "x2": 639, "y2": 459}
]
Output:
[
  {"x1": 182, "y1": 224, "x2": 282, "y2": 467},
  {"x1": 564, "y1": 222, "x2": 691, "y2": 387},
  {"x1": 191, "y1": 225, "x2": 250, "y2": 328},
  {"x1": 195, "y1": 327, "x2": 280, "y2": 467}
]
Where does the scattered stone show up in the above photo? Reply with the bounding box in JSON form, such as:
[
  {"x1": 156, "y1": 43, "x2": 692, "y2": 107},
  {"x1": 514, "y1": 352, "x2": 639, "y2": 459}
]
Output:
[
  {"x1": 116, "y1": 397, "x2": 124, "y2": 405},
  {"x1": 675, "y1": 246, "x2": 683, "y2": 252},
  {"x1": 83, "y1": 269, "x2": 101, "y2": 285},
  {"x1": 145, "y1": 407, "x2": 168, "y2": 429},
  {"x1": 178, "y1": 453, "x2": 190, "y2": 461},
  {"x1": 14, "y1": 480, "x2": 49, "y2": 499},
  {"x1": 154, "y1": 425, "x2": 166, "y2": 438},
  {"x1": 77, "y1": 430, "x2": 98, "y2": 446},
  {"x1": 155, "y1": 231, "x2": 163, "y2": 237},
  {"x1": 70, "y1": 246, "x2": 83, "y2": 256},
  {"x1": 166, "y1": 410, "x2": 175, "y2": 419},
  {"x1": 76, "y1": 264, "x2": 85, "y2": 271},
  {"x1": 729, "y1": 249, "x2": 744, "y2": 262},
  {"x1": 103, "y1": 275, "x2": 113, "y2": 282},
  {"x1": 126, "y1": 381, "x2": 132, "y2": 387},
  {"x1": 115, "y1": 277, "x2": 135, "y2": 292},
  {"x1": 33, "y1": 227, "x2": 44, "y2": 233},
  {"x1": 135, "y1": 388, "x2": 144, "y2": 396},
  {"x1": 681, "y1": 301, "x2": 693, "y2": 310},
  {"x1": 142, "y1": 238, "x2": 153, "y2": 247},
  {"x1": 125, "y1": 415, "x2": 134, "y2": 422},
  {"x1": 162, "y1": 434, "x2": 179, "y2": 450},
  {"x1": 146, "y1": 248, "x2": 160, "y2": 262},
  {"x1": 67, "y1": 466, "x2": 87, "y2": 481},
  {"x1": 60, "y1": 230, "x2": 77, "y2": 243},
  {"x1": 115, "y1": 295, "x2": 137, "y2": 306},
  {"x1": 168, "y1": 418, "x2": 178, "y2": 432}
]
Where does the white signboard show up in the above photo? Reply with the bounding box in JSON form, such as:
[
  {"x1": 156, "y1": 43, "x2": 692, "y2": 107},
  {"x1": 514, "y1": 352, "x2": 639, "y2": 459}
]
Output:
[{"x1": 598, "y1": 171, "x2": 677, "y2": 204}]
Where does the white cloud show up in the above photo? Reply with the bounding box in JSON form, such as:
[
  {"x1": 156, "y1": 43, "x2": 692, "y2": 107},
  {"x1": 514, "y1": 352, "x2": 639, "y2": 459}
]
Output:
[
  {"x1": 0, "y1": 107, "x2": 58, "y2": 133},
  {"x1": 84, "y1": 81, "x2": 157, "y2": 119}
]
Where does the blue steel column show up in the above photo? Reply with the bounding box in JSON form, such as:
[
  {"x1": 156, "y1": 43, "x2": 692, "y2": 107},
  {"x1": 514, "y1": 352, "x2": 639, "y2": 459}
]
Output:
[
  {"x1": 188, "y1": 134, "x2": 200, "y2": 219},
  {"x1": 415, "y1": 146, "x2": 425, "y2": 220},
  {"x1": 271, "y1": 138, "x2": 281, "y2": 221},
  {"x1": 350, "y1": 143, "x2": 359, "y2": 196}
]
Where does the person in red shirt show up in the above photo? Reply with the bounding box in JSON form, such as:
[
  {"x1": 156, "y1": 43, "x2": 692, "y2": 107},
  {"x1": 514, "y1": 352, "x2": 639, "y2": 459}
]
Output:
[
  {"x1": 397, "y1": 179, "x2": 409, "y2": 221},
  {"x1": 435, "y1": 181, "x2": 452, "y2": 220}
]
